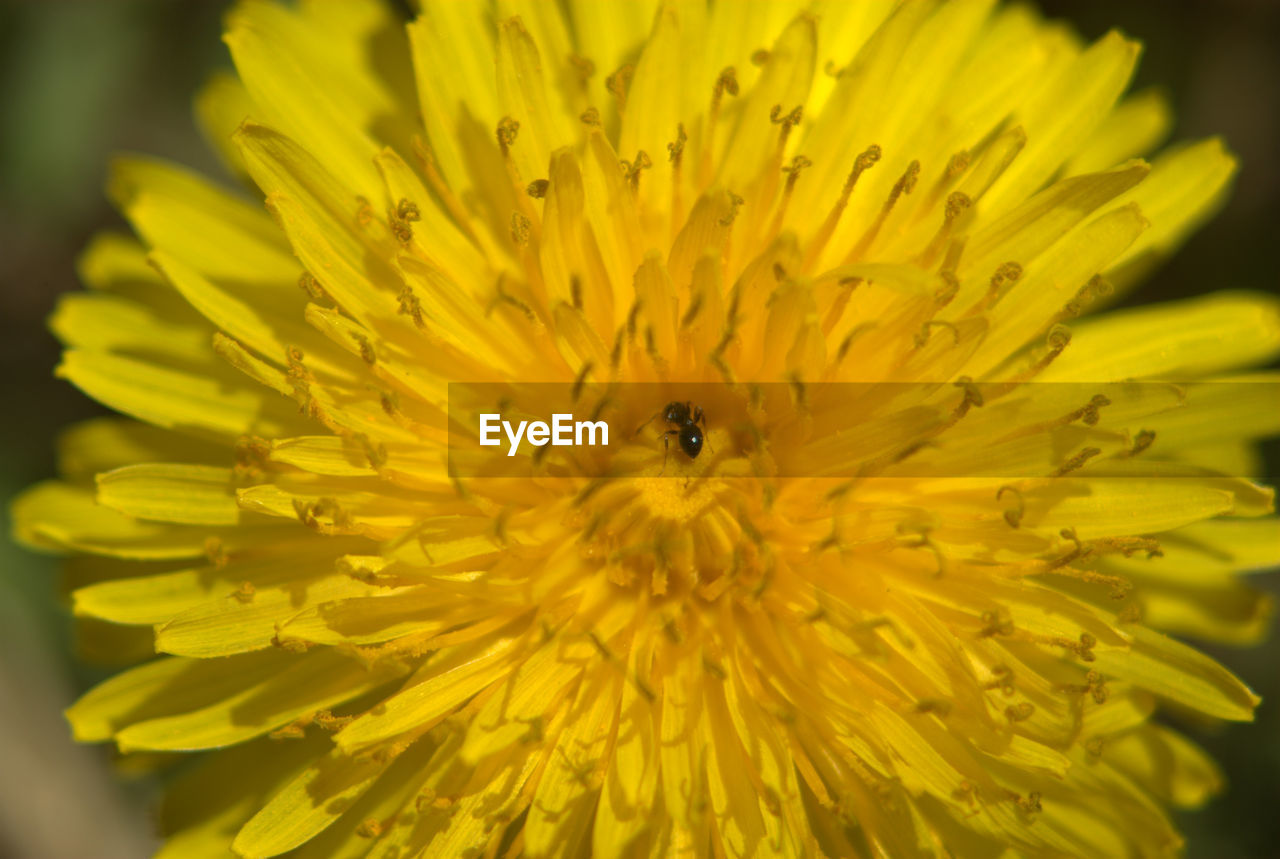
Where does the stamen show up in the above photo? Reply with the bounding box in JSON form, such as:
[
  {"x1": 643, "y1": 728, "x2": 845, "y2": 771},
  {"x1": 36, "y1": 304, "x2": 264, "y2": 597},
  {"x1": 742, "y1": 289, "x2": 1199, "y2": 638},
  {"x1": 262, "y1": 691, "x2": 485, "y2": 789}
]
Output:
[
  {"x1": 918, "y1": 191, "x2": 972, "y2": 267},
  {"x1": 605, "y1": 64, "x2": 635, "y2": 113},
  {"x1": 996, "y1": 485, "x2": 1024, "y2": 528},
  {"x1": 355, "y1": 195, "x2": 374, "y2": 228},
  {"x1": 803, "y1": 144, "x2": 880, "y2": 268},
  {"x1": 510, "y1": 211, "x2": 532, "y2": 247},
  {"x1": 768, "y1": 154, "x2": 812, "y2": 237},
  {"x1": 1004, "y1": 702, "x2": 1034, "y2": 722},
  {"x1": 953, "y1": 376, "x2": 985, "y2": 418},
  {"x1": 968, "y1": 261, "x2": 1023, "y2": 316},
  {"x1": 568, "y1": 53, "x2": 595, "y2": 87},
  {"x1": 496, "y1": 116, "x2": 520, "y2": 156},
  {"x1": 579, "y1": 107, "x2": 602, "y2": 127},
  {"x1": 1049, "y1": 446, "x2": 1102, "y2": 477},
  {"x1": 849, "y1": 159, "x2": 920, "y2": 260},
  {"x1": 526, "y1": 179, "x2": 549, "y2": 198},
  {"x1": 298, "y1": 271, "x2": 327, "y2": 301},
  {"x1": 700, "y1": 67, "x2": 740, "y2": 183},
  {"x1": 668, "y1": 123, "x2": 688, "y2": 234},
  {"x1": 913, "y1": 319, "x2": 960, "y2": 349},
  {"x1": 718, "y1": 191, "x2": 745, "y2": 227},
  {"x1": 1125, "y1": 429, "x2": 1156, "y2": 457},
  {"x1": 622, "y1": 150, "x2": 652, "y2": 192},
  {"x1": 396, "y1": 286, "x2": 427, "y2": 329},
  {"x1": 920, "y1": 149, "x2": 972, "y2": 215},
  {"x1": 570, "y1": 274, "x2": 584, "y2": 310},
  {"x1": 1056, "y1": 273, "x2": 1115, "y2": 322},
  {"x1": 769, "y1": 104, "x2": 804, "y2": 155},
  {"x1": 411, "y1": 136, "x2": 482, "y2": 247}
]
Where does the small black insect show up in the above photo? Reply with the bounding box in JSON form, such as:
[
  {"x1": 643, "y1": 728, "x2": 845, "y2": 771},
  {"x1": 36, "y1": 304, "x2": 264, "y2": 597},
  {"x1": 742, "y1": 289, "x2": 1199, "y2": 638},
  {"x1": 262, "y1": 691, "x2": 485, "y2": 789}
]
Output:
[{"x1": 637, "y1": 401, "x2": 707, "y2": 474}]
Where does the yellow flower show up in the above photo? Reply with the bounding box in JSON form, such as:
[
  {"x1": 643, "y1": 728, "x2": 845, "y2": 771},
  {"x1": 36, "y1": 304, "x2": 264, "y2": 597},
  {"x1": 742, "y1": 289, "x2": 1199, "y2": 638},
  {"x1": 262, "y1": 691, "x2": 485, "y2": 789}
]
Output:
[{"x1": 12, "y1": 0, "x2": 1280, "y2": 856}]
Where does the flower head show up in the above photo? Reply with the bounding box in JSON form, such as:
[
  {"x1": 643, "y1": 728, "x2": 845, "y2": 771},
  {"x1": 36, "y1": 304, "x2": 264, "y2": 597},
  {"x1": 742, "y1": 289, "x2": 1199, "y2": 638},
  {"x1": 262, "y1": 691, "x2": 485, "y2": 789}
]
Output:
[{"x1": 13, "y1": 0, "x2": 1280, "y2": 856}]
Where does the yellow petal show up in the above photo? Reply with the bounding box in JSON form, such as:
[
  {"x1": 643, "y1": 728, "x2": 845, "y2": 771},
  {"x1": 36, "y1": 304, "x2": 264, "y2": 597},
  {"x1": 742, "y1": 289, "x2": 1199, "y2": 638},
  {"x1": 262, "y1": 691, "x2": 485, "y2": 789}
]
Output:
[
  {"x1": 1106, "y1": 137, "x2": 1238, "y2": 283},
  {"x1": 194, "y1": 69, "x2": 255, "y2": 181},
  {"x1": 407, "y1": 2, "x2": 500, "y2": 194},
  {"x1": 524, "y1": 668, "x2": 623, "y2": 856},
  {"x1": 108, "y1": 156, "x2": 296, "y2": 282},
  {"x1": 67, "y1": 651, "x2": 290, "y2": 742},
  {"x1": 97, "y1": 464, "x2": 241, "y2": 526},
  {"x1": 56, "y1": 349, "x2": 291, "y2": 440},
  {"x1": 50, "y1": 292, "x2": 210, "y2": 363},
  {"x1": 57, "y1": 417, "x2": 223, "y2": 481},
  {"x1": 1104, "y1": 723, "x2": 1223, "y2": 808},
  {"x1": 1097, "y1": 624, "x2": 1259, "y2": 721},
  {"x1": 496, "y1": 15, "x2": 576, "y2": 186},
  {"x1": 1066, "y1": 87, "x2": 1172, "y2": 175},
  {"x1": 224, "y1": 0, "x2": 384, "y2": 197},
  {"x1": 1042, "y1": 291, "x2": 1280, "y2": 381},
  {"x1": 983, "y1": 30, "x2": 1139, "y2": 211},
  {"x1": 115, "y1": 648, "x2": 405, "y2": 751},
  {"x1": 12, "y1": 481, "x2": 264, "y2": 560},
  {"x1": 232, "y1": 743, "x2": 396, "y2": 858},
  {"x1": 335, "y1": 633, "x2": 522, "y2": 753},
  {"x1": 157, "y1": 571, "x2": 378, "y2": 658}
]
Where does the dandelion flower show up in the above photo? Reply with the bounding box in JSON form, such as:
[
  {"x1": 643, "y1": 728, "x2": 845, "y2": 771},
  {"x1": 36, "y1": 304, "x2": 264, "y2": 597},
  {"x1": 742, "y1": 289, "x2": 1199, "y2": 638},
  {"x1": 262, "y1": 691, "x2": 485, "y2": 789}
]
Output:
[{"x1": 13, "y1": 0, "x2": 1280, "y2": 856}]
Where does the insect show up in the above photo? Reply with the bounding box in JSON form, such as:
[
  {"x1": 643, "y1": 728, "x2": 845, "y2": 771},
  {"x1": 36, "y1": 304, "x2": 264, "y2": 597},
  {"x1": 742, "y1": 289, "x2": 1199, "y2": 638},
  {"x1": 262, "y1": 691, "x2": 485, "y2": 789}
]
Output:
[{"x1": 637, "y1": 401, "x2": 707, "y2": 474}]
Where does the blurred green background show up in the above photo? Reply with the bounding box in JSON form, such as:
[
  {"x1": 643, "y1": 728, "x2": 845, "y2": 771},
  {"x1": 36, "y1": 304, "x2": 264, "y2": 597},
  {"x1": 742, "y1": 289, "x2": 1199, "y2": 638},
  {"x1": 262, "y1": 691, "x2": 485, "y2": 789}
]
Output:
[{"x1": 0, "y1": 1, "x2": 1276, "y2": 856}]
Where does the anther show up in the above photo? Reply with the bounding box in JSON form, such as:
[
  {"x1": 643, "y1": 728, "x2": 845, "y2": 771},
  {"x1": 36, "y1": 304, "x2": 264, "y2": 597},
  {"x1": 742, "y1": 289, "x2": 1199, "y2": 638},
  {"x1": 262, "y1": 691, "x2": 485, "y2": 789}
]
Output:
[
  {"x1": 1004, "y1": 702, "x2": 1035, "y2": 722},
  {"x1": 914, "y1": 698, "x2": 952, "y2": 717},
  {"x1": 397, "y1": 286, "x2": 426, "y2": 329},
  {"x1": 568, "y1": 53, "x2": 595, "y2": 83},
  {"x1": 526, "y1": 179, "x2": 549, "y2": 198},
  {"x1": 979, "y1": 610, "x2": 1014, "y2": 638},
  {"x1": 204, "y1": 536, "x2": 229, "y2": 567},
  {"x1": 1127, "y1": 429, "x2": 1156, "y2": 456},
  {"x1": 496, "y1": 116, "x2": 520, "y2": 154},
  {"x1": 1015, "y1": 792, "x2": 1042, "y2": 816},
  {"x1": 945, "y1": 191, "x2": 972, "y2": 222},
  {"x1": 622, "y1": 150, "x2": 652, "y2": 191},
  {"x1": 510, "y1": 211, "x2": 532, "y2": 247},
  {"x1": 751, "y1": 48, "x2": 770, "y2": 66},
  {"x1": 714, "y1": 66, "x2": 739, "y2": 98},
  {"x1": 1079, "y1": 394, "x2": 1111, "y2": 426},
  {"x1": 769, "y1": 104, "x2": 804, "y2": 130},
  {"x1": 1050, "y1": 446, "x2": 1102, "y2": 477},
  {"x1": 718, "y1": 191, "x2": 745, "y2": 226},
  {"x1": 232, "y1": 581, "x2": 255, "y2": 603},
  {"x1": 580, "y1": 107, "x2": 601, "y2": 127},
  {"x1": 355, "y1": 195, "x2": 374, "y2": 227},
  {"x1": 667, "y1": 123, "x2": 688, "y2": 165},
  {"x1": 996, "y1": 485, "x2": 1024, "y2": 528},
  {"x1": 914, "y1": 319, "x2": 960, "y2": 348},
  {"x1": 396, "y1": 199, "x2": 420, "y2": 223},
  {"x1": 606, "y1": 64, "x2": 635, "y2": 111},
  {"x1": 388, "y1": 203, "x2": 414, "y2": 244},
  {"x1": 570, "y1": 274, "x2": 583, "y2": 310},
  {"x1": 298, "y1": 271, "x2": 327, "y2": 301},
  {"x1": 919, "y1": 192, "x2": 972, "y2": 267},
  {"x1": 971, "y1": 261, "x2": 1022, "y2": 314},
  {"x1": 356, "y1": 819, "x2": 383, "y2": 839},
  {"x1": 934, "y1": 271, "x2": 960, "y2": 306}
]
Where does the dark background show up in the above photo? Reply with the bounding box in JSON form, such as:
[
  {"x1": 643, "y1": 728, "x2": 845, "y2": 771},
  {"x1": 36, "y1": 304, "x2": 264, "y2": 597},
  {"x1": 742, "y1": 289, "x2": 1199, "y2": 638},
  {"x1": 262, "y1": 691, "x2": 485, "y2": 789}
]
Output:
[{"x1": 0, "y1": 1, "x2": 1276, "y2": 856}]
